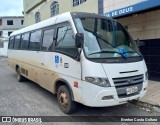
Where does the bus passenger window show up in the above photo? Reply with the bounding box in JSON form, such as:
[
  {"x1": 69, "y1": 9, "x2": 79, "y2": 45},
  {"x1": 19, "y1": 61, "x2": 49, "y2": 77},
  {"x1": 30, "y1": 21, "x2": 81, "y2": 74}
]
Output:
[
  {"x1": 55, "y1": 25, "x2": 78, "y2": 57},
  {"x1": 21, "y1": 33, "x2": 30, "y2": 50},
  {"x1": 42, "y1": 29, "x2": 54, "y2": 51},
  {"x1": 8, "y1": 37, "x2": 14, "y2": 49},
  {"x1": 14, "y1": 35, "x2": 21, "y2": 50},
  {"x1": 29, "y1": 30, "x2": 42, "y2": 51}
]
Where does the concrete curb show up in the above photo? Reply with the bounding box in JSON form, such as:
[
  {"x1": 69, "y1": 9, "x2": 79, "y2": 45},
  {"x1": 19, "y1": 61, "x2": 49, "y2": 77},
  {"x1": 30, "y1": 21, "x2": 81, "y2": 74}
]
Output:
[{"x1": 131, "y1": 100, "x2": 160, "y2": 113}]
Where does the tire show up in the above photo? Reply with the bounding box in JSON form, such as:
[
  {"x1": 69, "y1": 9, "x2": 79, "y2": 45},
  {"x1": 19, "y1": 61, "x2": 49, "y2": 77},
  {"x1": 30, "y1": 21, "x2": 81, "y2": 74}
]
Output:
[
  {"x1": 16, "y1": 67, "x2": 25, "y2": 82},
  {"x1": 57, "y1": 85, "x2": 77, "y2": 114}
]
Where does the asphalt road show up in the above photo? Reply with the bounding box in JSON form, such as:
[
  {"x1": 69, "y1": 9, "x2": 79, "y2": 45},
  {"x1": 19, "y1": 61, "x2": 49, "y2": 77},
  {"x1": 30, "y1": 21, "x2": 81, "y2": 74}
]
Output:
[{"x1": 0, "y1": 57, "x2": 159, "y2": 125}]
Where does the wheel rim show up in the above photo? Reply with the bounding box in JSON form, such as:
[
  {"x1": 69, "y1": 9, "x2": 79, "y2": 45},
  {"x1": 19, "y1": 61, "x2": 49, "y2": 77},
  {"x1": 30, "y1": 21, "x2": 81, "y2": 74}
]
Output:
[{"x1": 59, "y1": 91, "x2": 68, "y2": 108}]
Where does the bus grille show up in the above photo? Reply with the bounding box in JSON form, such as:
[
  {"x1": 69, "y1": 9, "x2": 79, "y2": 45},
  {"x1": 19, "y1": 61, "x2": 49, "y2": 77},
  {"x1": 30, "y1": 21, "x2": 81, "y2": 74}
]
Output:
[{"x1": 113, "y1": 74, "x2": 144, "y2": 98}]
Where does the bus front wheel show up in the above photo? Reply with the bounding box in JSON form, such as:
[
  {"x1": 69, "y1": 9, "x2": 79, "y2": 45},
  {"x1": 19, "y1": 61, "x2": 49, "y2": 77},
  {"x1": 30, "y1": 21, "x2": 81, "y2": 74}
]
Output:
[{"x1": 57, "y1": 85, "x2": 77, "y2": 114}]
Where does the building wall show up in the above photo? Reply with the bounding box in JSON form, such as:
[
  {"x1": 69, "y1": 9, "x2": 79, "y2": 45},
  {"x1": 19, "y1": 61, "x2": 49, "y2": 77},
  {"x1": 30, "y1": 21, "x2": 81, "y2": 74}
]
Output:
[
  {"x1": 118, "y1": 10, "x2": 160, "y2": 40},
  {"x1": 0, "y1": 17, "x2": 24, "y2": 38},
  {"x1": 102, "y1": 0, "x2": 160, "y2": 40},
  {"x1": 0, "y1": 17, "x2": 24, "y2": 57},
  {"x1": 2, "y1": 30, "x2": 18, "y2": 38},
  {"x1": 23, "y1": 0, "x2": 98, "y2": 26},
  {"x1": 103, "y1": 0, "x2": 144, "y2": 13},
  {"x1": 0, "y1": 17, "x2": 24, "y2": 30},
  {"x1": 0, "y1": 41, "x2": 8, "y2": 56}
]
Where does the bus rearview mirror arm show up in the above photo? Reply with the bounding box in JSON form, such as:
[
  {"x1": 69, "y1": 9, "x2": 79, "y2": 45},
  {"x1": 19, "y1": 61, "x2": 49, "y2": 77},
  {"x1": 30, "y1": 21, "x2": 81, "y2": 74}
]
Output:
[
  {"x1": 75, "y1": 33, "x2": 84, "y2": 48},
  {"x1": 76, "y1": 48, "x2": 82, "y2": 61},
  {"x1": 75, "y1": 33, "x2": 84, "y2": 61}
]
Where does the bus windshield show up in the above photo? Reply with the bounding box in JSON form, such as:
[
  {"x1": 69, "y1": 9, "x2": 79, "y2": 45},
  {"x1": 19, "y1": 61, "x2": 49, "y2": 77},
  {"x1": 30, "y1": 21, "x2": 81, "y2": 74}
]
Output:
[{"x1": 74, "y1": 18, "x2": 141, "y2": 59}]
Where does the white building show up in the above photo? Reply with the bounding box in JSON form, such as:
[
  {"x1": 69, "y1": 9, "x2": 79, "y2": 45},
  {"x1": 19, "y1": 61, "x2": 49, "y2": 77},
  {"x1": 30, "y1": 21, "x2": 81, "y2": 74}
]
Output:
[{"x1": 0, "y1": 16, "x2": 24, "y2": 56}]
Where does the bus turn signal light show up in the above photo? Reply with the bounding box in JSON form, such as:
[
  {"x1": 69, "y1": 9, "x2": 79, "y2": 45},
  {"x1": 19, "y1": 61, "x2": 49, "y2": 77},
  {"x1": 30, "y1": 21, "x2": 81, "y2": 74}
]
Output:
[{"x1": 74, "y1": 81, "x2": 78, "y2": 88}]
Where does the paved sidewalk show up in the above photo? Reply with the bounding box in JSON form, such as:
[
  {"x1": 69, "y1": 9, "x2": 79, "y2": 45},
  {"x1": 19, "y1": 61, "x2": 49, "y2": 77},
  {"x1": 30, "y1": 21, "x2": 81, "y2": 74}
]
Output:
[
  {"x1": 132, "y1": 80, "x2": 160, "y2": 112},
  {"x1": 140, "y1": 80, "x2": 160, "y2": 106}
]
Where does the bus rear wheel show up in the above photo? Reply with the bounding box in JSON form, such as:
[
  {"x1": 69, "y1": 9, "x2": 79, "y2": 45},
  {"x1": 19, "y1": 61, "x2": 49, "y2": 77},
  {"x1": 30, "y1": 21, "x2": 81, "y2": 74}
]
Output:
[
  {"x1": 57, "y1": 85, "x2": 77, "y2": 114},
  {"x1": 16, "y1": 67, "x2": 25, "y2": 82}
]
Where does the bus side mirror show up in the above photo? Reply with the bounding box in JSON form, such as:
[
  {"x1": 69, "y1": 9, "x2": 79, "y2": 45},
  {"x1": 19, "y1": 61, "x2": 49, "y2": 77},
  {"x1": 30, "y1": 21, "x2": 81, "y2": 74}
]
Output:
[
  {"x1": 75, "y1": 33, "x2": 84, "y2": 48},
  {"x1": 136, "y1": 39, "x2": 145, "y2": 47}
]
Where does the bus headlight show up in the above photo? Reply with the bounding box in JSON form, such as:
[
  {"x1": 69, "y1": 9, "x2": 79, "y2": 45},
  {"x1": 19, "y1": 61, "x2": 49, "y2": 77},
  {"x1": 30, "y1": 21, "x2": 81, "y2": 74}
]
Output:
[{"x1": 85, "y1": 77, "x2": 110, "y2": 87}]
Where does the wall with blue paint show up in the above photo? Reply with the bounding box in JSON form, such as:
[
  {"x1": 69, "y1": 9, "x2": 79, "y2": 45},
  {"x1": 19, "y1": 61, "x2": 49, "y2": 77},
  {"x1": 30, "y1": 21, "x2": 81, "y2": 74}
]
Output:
[{"x1": 103, "y1": 0, "x2": 160, "y2": 18}]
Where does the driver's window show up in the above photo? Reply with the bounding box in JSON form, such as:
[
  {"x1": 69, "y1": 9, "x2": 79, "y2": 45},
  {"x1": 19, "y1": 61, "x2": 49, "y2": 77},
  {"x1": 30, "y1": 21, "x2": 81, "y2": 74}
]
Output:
[
  {"x1": 55, "y1": 24, "x2": 78, "y2": 58},
  {"x1": 56, "y1": 25, "x2": 75, "y2": 47}
]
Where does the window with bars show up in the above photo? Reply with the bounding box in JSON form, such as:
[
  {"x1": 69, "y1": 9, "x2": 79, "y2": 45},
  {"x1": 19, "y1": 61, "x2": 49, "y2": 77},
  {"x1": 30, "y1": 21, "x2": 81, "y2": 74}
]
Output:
[
  {"x1": 7, "y1": 20, "x2": 13, "y2": 25},
  {"x1": 73, "y1": 0, "x2": 86, "y2": 7},
  {"x1": 51, "y1": 1, "x2": 59, "y2": 17},
  {"x1": 35, "y1": 12, "x2": 41, "y2": 23}
]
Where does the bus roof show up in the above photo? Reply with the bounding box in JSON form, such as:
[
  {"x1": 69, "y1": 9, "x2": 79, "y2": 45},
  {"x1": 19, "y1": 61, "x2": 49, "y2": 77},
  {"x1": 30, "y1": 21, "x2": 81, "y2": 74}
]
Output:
[
  {"x1": 11, "y1": 12, "x2": 73, "y2": 36},
  {"x1": 70, "y1": 12, "x2": 115, "y2": 21},
  {"x1": 11, "y1": 12, "x2": 116, "y2": 36}
]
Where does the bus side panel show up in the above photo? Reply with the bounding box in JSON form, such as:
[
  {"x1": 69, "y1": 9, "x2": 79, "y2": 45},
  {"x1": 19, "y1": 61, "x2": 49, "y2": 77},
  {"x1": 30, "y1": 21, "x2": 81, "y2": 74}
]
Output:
[
  {"x1": 8, "y1": 50, "x2": 56, "y2": 92},
  {"x1": 8, "y1": 50, "x2": 83, "y2": 103}
]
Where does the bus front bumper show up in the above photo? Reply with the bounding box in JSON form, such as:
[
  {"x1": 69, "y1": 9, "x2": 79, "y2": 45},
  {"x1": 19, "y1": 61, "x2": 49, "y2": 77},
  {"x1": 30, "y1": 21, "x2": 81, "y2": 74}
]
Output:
[{"x1": 81, "y1": 80, "x2": 148, "y2": 107}]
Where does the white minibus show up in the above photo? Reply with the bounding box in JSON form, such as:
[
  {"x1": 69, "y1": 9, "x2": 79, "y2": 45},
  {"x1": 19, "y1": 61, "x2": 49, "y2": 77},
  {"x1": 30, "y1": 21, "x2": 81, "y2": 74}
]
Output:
[{"x1": 8, "y1": 12, "x2": 148, "y2": 114}]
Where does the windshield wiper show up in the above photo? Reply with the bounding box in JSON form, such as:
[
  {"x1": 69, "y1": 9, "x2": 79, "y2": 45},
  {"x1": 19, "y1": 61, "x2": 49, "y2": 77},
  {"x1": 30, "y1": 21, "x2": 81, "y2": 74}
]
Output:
[{"x1": 88, "y1": 50, "x2": 127, "y2": 58}]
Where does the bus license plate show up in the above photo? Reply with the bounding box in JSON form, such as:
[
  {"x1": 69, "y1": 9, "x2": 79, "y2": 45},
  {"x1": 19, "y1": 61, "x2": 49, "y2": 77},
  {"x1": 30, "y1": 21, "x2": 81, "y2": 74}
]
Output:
[{"x1": 126, "y1": 86, "x2": 138, "y2": 95}]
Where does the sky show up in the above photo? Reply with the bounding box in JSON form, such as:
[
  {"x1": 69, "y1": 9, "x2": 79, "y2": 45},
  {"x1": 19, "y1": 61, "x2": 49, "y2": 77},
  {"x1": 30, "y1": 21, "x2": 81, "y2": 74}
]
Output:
[{"x1": 0, "y1": 0, "x2": 23, "y2": 16}]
